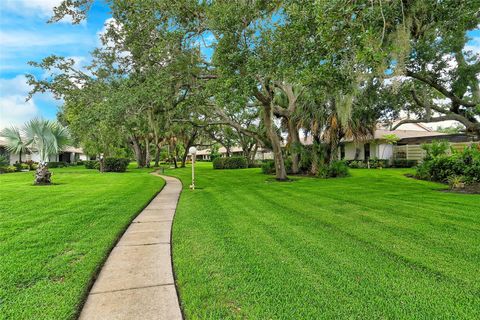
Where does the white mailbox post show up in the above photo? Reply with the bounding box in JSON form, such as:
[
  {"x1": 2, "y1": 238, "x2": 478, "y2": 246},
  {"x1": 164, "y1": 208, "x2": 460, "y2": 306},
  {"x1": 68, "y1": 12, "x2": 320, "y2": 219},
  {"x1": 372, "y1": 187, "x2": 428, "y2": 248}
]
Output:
[{"x1": 188, "y1": 146, "x2": 197, "y2": 190}]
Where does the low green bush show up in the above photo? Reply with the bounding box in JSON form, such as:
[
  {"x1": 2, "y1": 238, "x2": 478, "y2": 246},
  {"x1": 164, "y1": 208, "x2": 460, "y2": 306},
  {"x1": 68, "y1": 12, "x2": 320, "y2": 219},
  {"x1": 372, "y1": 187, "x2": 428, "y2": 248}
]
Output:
[
  {"x1": 85, "y1": 160, "x2": 99, "y2": 169},
  {"x1": 48, "y1": 162, "x2": 68, "y2": 168},
  {"x1": 213, "y1": 157, "x2": 248, "y2": 169},
  {"x1": 415, "y1": 145, "x2": 480, "y2": 184},
  {"x1": 369, "y1": 158, "x2": 389, "y2": 169},
  {"x1": 0, "y1": 165, "x2": 17, "y2": 173},
  {"x1": 104, "y1": 158, "x2": 130, "y2": 172},
  {"x1": 346, "y1": 160, "x2": 365, "y2": 169},
  {"x1": 319, "y1": 161, "x2": 350, "y2": 178},
  {"x1": 0, "y1": 155, "x2": 9, "y2": 166},
  {"x1": 24, "y1": 160, "x2": 38, "y2": 170},
  {"x1": 392, "y1": 159, "x2": 418, "y2": 168},
  {"x1": 261, "y1": 160, "x2": 275, "y2": 174},
  {"x1": 14, "y1": 163, "x2": 30, "y2": 171}
]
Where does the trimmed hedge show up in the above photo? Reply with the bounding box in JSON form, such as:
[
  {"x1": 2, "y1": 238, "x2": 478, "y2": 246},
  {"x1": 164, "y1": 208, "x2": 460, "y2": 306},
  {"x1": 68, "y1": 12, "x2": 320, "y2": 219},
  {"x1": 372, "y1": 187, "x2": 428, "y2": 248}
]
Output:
[
  {"x1": 104, "y1": 158, "x2": 130, "y2": 172},
  {"x1": 84, "y1": 160, "x2": 99, "y2": 169},
  {"x1": 213, "y1": 157, "x2": 248, "y2": 169}
]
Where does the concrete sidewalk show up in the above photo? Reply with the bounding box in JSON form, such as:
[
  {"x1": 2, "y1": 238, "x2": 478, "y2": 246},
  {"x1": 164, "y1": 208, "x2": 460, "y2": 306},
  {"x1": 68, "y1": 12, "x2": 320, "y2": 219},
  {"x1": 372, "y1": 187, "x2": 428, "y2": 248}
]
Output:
[{"x1": 79, "y1": 174, "x2": 183, "y2": 320}]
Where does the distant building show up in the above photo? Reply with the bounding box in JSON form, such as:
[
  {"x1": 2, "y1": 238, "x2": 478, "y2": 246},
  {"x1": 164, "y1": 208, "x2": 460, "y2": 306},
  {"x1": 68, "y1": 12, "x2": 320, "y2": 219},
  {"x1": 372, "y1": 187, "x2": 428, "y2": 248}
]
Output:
[
  {"x1": 194, "y1": 121, "x2": 478, "y2": 162},
  {"x1": 0, "y1": 137, "x2": 88, "y2": 165}
]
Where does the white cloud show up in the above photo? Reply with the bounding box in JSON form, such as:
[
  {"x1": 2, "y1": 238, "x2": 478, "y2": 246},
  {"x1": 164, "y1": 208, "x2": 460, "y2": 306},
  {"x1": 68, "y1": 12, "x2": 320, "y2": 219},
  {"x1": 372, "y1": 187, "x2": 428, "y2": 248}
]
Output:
[
  {"x1": 1, "y1": 0, "x2": 75, "y2": 23},
  {"x1": 0, "y1": 76, "x2": 39, "y2": 129},
  {"x1": 464, "y1": 37, "x2": 480, "y2": 56}
]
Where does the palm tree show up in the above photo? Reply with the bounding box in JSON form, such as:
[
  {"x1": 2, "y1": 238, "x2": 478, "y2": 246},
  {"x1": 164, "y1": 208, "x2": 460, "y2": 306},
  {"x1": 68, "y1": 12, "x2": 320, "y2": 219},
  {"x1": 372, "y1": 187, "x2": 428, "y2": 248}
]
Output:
[
  {"x1": 0, "y1": 126, "x2": 28, "y2": 163},
  {"x1": 23, "y1": 118, "x2": 70, "y2": 184}
]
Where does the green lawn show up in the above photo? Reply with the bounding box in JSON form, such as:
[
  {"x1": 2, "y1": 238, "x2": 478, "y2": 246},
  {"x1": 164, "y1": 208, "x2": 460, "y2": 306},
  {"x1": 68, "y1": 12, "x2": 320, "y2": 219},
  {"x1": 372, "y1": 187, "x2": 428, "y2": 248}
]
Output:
[
  {"x1": 0, "y1": 166, "x2": 164, "y2": 319},
  {"x1": 167, "y1": 163, "x2": 480, "y2": 319}
]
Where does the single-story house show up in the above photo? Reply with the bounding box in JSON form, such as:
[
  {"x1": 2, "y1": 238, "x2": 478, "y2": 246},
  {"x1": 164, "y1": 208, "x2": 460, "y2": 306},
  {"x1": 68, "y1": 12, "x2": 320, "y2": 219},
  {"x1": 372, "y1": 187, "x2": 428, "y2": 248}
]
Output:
[
  {"x1": 196, "y1": 146, "x2": 274, "y2": 161},
  {"x1": 0, "y1": 137, "x2": 88, "y2": 165},
  {"x1": 194, "y1": 121, "x2": 478, "y2": 162}
]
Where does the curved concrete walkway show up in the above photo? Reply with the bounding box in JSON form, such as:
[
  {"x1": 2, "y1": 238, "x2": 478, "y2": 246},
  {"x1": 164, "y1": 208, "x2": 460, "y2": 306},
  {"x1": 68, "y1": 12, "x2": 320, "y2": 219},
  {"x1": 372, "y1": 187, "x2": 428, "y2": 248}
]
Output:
[{"x1": 79, "y1": 174, "x2": 183, "y2": 320}]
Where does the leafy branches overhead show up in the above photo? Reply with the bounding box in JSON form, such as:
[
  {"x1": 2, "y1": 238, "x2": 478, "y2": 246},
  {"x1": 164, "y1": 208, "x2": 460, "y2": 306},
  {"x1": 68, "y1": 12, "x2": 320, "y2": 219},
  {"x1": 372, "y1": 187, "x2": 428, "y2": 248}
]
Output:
[{"x1": 27, "y1": 0, "x2": 480, "y2": 177}]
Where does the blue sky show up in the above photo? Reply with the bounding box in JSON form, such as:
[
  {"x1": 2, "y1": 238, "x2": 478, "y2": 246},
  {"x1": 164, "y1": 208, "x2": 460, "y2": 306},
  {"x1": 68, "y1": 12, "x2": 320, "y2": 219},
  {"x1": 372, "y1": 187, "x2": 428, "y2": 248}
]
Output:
[
  {"x1": 0, "y1": 0, "x2": 111, "y2": 128},
  {"x1": 0, "y1": 2, "x2": 478, "y2": 129}
]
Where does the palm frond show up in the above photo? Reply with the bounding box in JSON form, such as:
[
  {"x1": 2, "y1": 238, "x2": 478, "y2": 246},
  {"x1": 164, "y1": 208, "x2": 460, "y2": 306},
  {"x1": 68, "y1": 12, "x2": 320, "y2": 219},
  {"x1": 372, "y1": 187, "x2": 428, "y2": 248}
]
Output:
[{"x1": 0, "y1": 126, "x2": 28, "y2": 154}]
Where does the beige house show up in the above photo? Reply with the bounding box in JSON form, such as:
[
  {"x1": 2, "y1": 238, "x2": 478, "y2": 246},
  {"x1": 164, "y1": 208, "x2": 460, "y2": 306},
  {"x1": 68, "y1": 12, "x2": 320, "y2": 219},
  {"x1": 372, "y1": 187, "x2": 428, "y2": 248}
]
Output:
[
  {"x1": 0, "y1": 137, "x2": 87, "y2": 165},
  {"x1": 192, "y1": 121, "x2": 477, "y2": 163}
]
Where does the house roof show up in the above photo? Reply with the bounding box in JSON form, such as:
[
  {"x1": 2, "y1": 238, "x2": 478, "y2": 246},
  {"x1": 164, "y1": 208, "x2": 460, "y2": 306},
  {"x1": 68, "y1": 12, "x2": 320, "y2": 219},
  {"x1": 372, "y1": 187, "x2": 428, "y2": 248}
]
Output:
[{"x1": 372, "y1": 129, "x2": 447, "y2": 140}]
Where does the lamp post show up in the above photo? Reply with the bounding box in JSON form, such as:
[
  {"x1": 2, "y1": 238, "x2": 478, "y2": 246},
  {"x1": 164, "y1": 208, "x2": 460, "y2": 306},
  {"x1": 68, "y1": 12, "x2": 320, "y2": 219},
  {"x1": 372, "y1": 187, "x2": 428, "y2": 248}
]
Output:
[{"x1": 188, "y1": 146, "x2": 197, "y2": 190}]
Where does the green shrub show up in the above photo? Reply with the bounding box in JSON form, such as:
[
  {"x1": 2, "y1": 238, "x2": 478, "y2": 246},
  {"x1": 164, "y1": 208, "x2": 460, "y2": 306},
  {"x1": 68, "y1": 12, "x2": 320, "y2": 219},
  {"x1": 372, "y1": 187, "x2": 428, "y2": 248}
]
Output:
[
  {"x1": 0, "y1": 155, "x2": 8, "y2": 166},
  {"x1": 421, "y1": 140, "x2": 451, "y2": 161},
  {"x1": 212, "y1": 157, "x2": 225, "y2": 169},
  {"x1": 213, "y1": 157, "x2": 248, "y2": 169},
  {"x1": 369, "y1": 158, "x2": 389, "y2": 169},
  {"x1": 0, "y1": 165, "x2": 17, "y2": 173},
  {"x1": 14, "y1": 163, "x2": 30, "y2": 171},
  {"x1": 85, "y1": 160, "x2": 99, "y2": 169},
  {"x1": 392, "y1": 159, "x2": 418, "y2": 168},
  {"x1": 261, "y1": 160, "x2": 275, "y2": 174},
  {"x1": 320, "y1": 161, "x2": 350, "y2": 178},
  {"x1": 47, "y1": 161, "x2": 68, "y2": 168},
  {"x1": 347, "y1": 160, "x2": 366, "y2": 168},
  {"x1": 415, "y1": 146, "x2": 480, "y2": 184},
  {"x1": 104, "y1": 158, "x2": 130, "y2": 172},
  {"x1": 24, "y1": 160, "x2": 38, "y2": 170}
]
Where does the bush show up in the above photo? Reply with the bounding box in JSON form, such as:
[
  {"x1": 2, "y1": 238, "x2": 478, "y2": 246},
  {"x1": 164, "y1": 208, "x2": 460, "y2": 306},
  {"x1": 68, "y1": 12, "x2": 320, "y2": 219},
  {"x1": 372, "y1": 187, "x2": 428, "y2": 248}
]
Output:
[
  {"x1": 369, "y1": 158, "x2": 389, "y2": 169},
  {"x1": 392, "y1": 159, "x2": 418, "y2": 168},
  {"x1": 24, "y1": 160, "x2": 38, "y2": 170},
  {"x1": 415, "y1": 146, "x2": 480, "y2": 184},
  {"x1": 47, "y1": 161, "x2": 68, "y2": 168},
  {"x1": 320, "y1": 161, "x2": 350, "y2": 178},
  {"x1": 0, "y1": 165, "x2": 17, "y2": 173},
  {"x1": 213, "y1": 157, "x2": 248, "y2": 169},
  {"x1": 346, "y1": 160, "x2": 366, "y2": 169},
  {"x1": 421, "y1": 140, "x2": 451, "y2": 160},
  {"x1": 14, "y1": 163, "x2": 30, "y2": 171},
  {"x1": 261, "y1": 160, "x2": 275, "y2": 174},
  {"x1": 104, "y1": 158, "x2": 130, "y2": 172},
  {"x1": 0, "y1": 155, "x2": 8, "y2": 166},
  {"x1": 85, "y1": 160, "x2": 99, "y2": 169}
]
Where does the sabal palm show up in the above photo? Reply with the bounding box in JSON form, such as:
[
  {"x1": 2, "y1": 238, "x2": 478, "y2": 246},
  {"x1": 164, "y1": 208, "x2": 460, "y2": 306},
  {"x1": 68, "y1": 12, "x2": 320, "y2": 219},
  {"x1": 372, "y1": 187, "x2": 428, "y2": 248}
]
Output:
[
  {"x1": 0, "y1": 126, "x2": 28, "y2": 162},
  {"x1": 23, "y1": 118, "x2": 70, "y2": 163}
]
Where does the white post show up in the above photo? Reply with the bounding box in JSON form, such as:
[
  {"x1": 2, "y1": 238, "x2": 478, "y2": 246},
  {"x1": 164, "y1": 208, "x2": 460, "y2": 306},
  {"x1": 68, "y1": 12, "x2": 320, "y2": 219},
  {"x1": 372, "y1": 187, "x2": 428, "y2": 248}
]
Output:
[
  {"x1": 191, "y1": 154, "x2": 195, "y2": 190},
  {"x1": 188, "y1": 147, "x2": 197, "y2": 190}
]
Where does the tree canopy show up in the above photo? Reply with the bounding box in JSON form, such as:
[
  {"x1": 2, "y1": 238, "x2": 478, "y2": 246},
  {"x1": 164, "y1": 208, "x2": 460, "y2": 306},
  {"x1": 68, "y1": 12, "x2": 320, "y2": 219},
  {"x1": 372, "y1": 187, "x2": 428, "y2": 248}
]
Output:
[{"x1": 27, "y1": 0, "x2": 480, "y2": 180}]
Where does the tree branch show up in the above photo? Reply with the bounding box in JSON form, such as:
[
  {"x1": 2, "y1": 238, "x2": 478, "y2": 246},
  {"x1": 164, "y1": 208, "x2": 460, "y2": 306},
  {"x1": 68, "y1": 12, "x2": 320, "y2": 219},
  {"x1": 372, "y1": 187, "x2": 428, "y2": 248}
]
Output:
[{"x1": 406, "y1": 70, "x2": 477, "y2": 108}]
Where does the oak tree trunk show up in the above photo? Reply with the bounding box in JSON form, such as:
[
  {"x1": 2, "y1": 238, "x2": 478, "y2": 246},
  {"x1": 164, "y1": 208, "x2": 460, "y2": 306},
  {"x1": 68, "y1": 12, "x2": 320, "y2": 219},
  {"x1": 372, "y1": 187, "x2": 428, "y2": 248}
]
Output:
[
  {"x1": 287, "y1": 118, "x2": 300, "y2": 174},
  {"x1": 145, "y1": 137, "x2": 151, "y2": 168},
  {"x1": 263, "y1": 102, "x2": 287, "y2": 180},
  {"x1": 131, "y1": 137, "x2": 146, "y2": 168}
]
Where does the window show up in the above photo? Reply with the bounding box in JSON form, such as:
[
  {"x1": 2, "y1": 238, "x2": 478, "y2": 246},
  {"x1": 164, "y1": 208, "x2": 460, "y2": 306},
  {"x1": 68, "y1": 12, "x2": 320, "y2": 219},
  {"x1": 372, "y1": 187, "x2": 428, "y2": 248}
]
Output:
[{"x1": 340, "y1": 144, "x2": 345, "y2": 160}]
